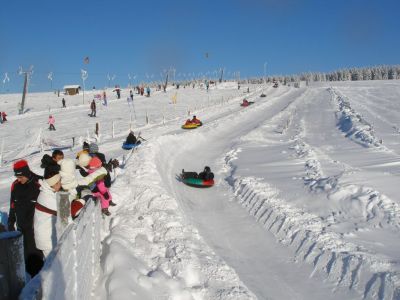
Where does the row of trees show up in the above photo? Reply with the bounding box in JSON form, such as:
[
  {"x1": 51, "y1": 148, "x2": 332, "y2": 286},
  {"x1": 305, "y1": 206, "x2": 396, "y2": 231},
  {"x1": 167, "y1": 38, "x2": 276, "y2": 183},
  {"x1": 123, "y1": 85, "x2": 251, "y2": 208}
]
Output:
[{"x1": 248, "y1": 65, "x2": 400, "y2": 84}]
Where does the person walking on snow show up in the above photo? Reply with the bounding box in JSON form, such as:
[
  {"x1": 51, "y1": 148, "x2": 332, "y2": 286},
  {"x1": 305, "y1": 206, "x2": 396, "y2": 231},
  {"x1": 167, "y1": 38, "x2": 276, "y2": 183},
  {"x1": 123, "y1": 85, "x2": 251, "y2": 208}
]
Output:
[
  {"x1": 62, "y1": 98, "x2": 66, "y2": 108},
  {"x1": 103, "y1": 91, "x2": 107, "y2": 106},
  {"x1": 48, "y1": 115, "x2": 56, "y2": 130},
  {"x1": 90, "y1": 99, "x2": 96, "y2": 117},
  {"x1": 2, "y1": 111, "x2": 7, "y2": 122},
  {"x1": 146, "y1": 86, "x2": 151, "y2": 97},
  {"x1": 130, "y1": 89, "x2": 133, "y2": 101}
]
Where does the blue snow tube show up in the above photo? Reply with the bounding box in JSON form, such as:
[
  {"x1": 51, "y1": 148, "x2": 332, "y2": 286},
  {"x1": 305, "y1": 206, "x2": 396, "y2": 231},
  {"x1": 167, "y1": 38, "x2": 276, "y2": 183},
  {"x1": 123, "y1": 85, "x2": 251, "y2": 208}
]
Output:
[{"x1": 122, "y1": 142, "x2": 140, "y2": 150}]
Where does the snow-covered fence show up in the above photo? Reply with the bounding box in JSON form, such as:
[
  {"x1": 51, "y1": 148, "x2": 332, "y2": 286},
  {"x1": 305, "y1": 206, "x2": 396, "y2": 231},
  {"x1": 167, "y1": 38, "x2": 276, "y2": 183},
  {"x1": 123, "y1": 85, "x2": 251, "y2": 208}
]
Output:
[{"x1": 19, "y1": 199, "x2": 102, "y2": 300}]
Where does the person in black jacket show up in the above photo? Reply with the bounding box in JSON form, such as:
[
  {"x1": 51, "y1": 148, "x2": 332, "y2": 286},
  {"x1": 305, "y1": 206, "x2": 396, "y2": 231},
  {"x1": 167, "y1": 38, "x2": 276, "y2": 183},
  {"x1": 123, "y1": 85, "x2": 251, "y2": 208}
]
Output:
[
  {"x1": 198, "y1": 166, "x2": 214, "y2": 181},
  {"x1": 8, "y1": 160, "x2": 44, "y2": 277},
  {"x1": 125, "y1": 131, "x2": 142, "y2": 145}
]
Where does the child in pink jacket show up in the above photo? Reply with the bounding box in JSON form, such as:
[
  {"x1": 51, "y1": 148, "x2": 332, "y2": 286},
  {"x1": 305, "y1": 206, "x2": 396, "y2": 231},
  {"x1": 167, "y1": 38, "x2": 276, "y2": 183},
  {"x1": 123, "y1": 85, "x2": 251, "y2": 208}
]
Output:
[
  {"x1": 48, "y1": 115, "x2": 56, "y2": 131},
  {"x1": 87, "y1": 156, "x2": 114, "y2": 216}
]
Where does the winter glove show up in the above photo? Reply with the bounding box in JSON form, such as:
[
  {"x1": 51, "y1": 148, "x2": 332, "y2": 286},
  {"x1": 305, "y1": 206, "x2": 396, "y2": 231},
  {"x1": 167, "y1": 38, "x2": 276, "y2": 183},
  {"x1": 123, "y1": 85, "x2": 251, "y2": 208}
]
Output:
[
  {"x1": 111, "y1": 159, "x2": 120, "y2": 169},
  {"x1": 76, "y1": 185, "x2": 90, "y2": 198},
  {"x1": 104, "y1": 162, "x2": 113, "y2": 172}
]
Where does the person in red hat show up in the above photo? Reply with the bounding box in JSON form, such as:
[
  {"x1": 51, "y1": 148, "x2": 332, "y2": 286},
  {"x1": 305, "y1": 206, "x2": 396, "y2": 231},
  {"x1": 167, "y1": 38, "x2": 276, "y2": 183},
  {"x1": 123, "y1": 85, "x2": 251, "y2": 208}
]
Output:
[{"x1": 8, "y1": 159, "x2": 44, "y2": 277}]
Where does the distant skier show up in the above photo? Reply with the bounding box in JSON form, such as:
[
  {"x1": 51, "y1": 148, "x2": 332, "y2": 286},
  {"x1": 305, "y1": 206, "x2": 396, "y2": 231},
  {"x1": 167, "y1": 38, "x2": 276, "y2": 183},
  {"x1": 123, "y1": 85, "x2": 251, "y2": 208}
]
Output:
[
  {"x1": 90, "y1": 100, "x2": 96, "y2": 117},
  {"x1": 62, "y1": 98, "x2": 66, "y2": 108},
  {"x1": 48, "y1": 115, "x2": 56, "y2": 131},
  {"x1": 103, "y1": 91, "x2": 108, "y2": 106},
  {"x1": 2, "y1": 111, "x2": 7, "y2": 122},
  {"x1": 130, "y1": 89, "x2": 133, "y2": 101},
  {"x1": 146, "y1": 86, "x2": 151, "y2": 97},
  {"x1": 115, "y1": 88, "x2": 121, "y2": 99}
]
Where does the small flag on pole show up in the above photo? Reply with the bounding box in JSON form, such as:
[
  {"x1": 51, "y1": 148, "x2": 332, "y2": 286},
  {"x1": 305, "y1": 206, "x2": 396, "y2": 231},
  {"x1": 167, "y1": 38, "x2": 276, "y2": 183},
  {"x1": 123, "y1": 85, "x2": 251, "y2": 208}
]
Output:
[
  {"x1": 81, "y1": 69, "x2": 88, "y2": 81},
  {"x1": 3, "y1": 73, "x2": 10, "y2": 84}
]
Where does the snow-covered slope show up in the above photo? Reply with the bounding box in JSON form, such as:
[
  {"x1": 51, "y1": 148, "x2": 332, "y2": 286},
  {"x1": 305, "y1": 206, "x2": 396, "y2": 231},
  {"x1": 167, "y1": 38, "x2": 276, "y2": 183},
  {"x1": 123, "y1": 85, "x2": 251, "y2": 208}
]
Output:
[{"x1": 2, "y1": 80, "x2": 400, "y2": 299}]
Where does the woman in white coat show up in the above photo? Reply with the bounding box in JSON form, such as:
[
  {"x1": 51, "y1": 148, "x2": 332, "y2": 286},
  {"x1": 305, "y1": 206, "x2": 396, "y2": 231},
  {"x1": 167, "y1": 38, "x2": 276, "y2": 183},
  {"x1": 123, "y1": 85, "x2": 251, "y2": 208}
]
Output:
[{"x1": 34, "y1": 173, "x2": 61, "y2": 258}]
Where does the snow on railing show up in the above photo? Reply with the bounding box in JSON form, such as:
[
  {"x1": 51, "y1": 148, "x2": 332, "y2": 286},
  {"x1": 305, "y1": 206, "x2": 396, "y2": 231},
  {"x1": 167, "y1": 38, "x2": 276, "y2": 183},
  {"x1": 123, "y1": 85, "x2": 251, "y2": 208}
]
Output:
[{"x1": 19, "y1": 199, "x2": 102, "y2": 300}]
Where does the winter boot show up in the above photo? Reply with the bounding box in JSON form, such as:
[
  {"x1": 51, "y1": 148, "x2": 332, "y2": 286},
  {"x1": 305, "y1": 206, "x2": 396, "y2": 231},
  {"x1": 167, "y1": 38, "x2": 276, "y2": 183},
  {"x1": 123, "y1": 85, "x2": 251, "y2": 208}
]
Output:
[
  {"x1": 102, "y1": 208, "x2": 111, "y2": 216},
  {"x1": 109, "y1": 201, "x2": 117, "y2": 206}
]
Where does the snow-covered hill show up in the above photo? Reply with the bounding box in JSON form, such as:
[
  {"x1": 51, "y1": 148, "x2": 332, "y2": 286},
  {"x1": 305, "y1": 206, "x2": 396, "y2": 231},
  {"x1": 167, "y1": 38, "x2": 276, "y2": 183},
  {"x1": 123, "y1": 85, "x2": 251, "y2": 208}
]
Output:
[{"x1": 2, "y1": 80, "x2": 400, "y2": 299}]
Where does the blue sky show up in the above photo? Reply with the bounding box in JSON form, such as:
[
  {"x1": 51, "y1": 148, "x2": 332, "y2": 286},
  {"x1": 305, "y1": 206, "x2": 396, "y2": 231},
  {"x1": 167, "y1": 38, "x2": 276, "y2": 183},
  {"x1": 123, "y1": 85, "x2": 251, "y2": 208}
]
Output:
[{"x1": 0, "y1": 0, "x2": 399, "y2": 92}]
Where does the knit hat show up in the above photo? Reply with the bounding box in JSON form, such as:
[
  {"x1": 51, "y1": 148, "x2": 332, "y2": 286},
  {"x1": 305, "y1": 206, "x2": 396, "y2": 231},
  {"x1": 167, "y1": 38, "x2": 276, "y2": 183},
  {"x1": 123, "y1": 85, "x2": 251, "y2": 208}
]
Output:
[
  {"x1": 82, "y1": 142, "x2": 90, "y2": 151},
  {"x1": 13, "y1": 160, "x2": 31, "y2": 177},
  {"x1": 78, "y1": 152, "x2": 91, "y2": 168},
  {"x1": 88, "y1": 156, "x2": 102, "y2": 170},
  {"x1": 45, "y1": 173, "x2": 61, "y2": 187},
  {"x1": 71, "y1": 199, "x2": 85, "y2": 219},
  {"x1": 89, "y1": 143, "x2": 99, "y2": 153}
]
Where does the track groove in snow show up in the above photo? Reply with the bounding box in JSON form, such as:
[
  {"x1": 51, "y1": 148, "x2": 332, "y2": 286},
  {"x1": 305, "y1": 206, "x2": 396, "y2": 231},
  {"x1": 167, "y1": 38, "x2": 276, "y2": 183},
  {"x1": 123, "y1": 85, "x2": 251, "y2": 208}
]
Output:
[{"x1": 96, "y1": 139, "x2": 257, "y2": 300}]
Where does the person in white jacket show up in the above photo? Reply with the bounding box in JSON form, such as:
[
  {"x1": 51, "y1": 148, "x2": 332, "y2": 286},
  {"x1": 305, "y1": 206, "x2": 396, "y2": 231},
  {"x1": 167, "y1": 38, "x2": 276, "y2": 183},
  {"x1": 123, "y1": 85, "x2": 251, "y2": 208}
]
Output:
[{"x1": 34, "y1": 172, "x2": 61, "y2": 258}]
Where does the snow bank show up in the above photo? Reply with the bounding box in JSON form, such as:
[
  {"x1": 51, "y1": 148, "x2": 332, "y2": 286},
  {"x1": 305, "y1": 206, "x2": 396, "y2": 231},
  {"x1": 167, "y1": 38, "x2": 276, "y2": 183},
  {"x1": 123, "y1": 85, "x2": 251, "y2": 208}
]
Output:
[
  {"x1": 330, "y1": 88, "x2": 384, "y2": 148},
  {"x1": 226, "y1": 173, "x2": 400, "y2": 299}
]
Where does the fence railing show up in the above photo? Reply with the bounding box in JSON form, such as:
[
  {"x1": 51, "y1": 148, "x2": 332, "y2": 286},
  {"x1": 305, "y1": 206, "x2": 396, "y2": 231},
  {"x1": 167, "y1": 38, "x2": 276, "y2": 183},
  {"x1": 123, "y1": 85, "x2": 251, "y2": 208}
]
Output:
[{"x1": 19, "y1": 198, "x2": 101, "y2": 300}]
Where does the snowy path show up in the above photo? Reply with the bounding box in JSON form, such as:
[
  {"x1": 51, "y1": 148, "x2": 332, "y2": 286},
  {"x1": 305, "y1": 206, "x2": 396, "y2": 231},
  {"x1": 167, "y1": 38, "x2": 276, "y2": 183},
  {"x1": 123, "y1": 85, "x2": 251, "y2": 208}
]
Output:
[{"x1": 152, "y1": 87, "x2": 358, "y2": 299}]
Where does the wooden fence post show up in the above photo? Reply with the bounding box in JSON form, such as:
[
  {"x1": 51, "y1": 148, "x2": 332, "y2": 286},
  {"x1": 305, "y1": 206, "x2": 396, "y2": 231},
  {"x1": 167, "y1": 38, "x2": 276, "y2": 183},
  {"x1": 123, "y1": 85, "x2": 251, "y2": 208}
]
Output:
[
  {"x1": 0, "y1": 231, "x2": 26, "y2": 299},
  {"x1": 112, "y1": 121, "x2": 115, "y2": 138},
  {"x1": 56, "y1": 192, "x2": 71, "y2": 240}
]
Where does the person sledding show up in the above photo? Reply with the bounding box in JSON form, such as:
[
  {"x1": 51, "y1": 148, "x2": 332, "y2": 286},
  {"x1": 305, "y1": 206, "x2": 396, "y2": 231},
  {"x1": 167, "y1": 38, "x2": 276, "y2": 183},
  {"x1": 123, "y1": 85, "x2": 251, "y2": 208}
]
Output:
[
  {"x1": 241, "y1": 99, "x2": 254, "y2": 107},
  {"x1": 191, "y1": 115, "x2": 202, "y2": 126},
  {"x1": 123, "y1": 131, "x2": 145, "y2": 150},
  {"x1": 125, "y1": 131, "x2": 142, "y2": 145},
  {"x1": 181, "y1": 166, "x2": 214, "y2": 187},
  {"x1": 182, "y1": 118, "x2": 201, "y2": 129}
]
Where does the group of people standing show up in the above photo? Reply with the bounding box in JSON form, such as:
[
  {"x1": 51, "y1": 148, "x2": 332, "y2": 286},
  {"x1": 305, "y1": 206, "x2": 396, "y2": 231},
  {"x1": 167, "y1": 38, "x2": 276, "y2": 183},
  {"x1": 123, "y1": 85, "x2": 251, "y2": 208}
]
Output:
[
  {"x1": 6, "y1": 142, "x2": 118, "y2": 278},
  {"x1": 134, "y1": 86, "x2": 151, "y2": 97}
]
